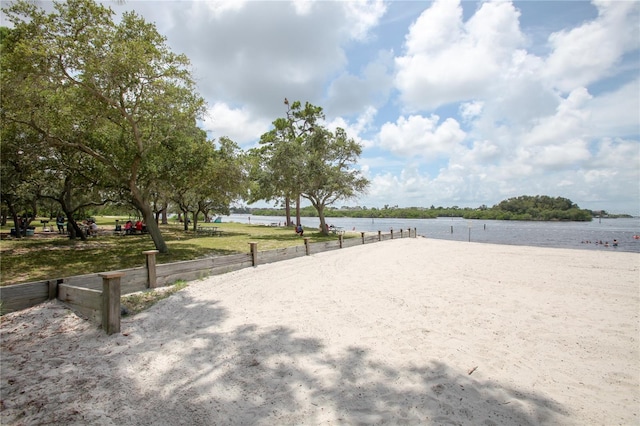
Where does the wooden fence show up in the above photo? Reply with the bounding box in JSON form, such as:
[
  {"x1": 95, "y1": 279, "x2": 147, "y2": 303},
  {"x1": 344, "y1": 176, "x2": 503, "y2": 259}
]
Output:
[{"x1": 0, "y1": 228, "x2": 416, "y2": 334}]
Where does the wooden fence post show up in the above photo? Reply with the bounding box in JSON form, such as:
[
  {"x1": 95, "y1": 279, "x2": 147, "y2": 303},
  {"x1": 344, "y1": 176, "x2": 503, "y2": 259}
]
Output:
[
  {"x1": 400, "y1": 229, "x2": 404, "y2": 238},
  {"x1": 378, "y1": 230, "x2": 381, "y2": 241},
  {"x1": 249, "y1": 242, "x2": 258, "y2": 266},
  {"x1": 304, "y1": 237, "x2": 310, "y2": 255},
  {"x1": 48, "y1": 279, "x2": 62, "y2": 300},
  {"x1": 414, "y1": 227, "x2": 417, "y2": 238},
  {"x1": 390, "y1": 229, "x2": 394, "y2": 239},
  {"x1": 100, "y1": 272, "x2": 124, "y2": 335},
  {"x1": 143, "y1": 250, "x2": 159, "y2": 288},
  {"x1": 339, "y1": 234, "x2": 343, "y2": 248},
  {"x1": 360, "y1": 232, "x2": 365, "y2": 244}
]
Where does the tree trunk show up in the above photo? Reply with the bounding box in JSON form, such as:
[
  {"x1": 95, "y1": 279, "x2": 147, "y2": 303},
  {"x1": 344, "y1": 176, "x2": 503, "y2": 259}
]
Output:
[
  {"x1": 4, "y1": 197, "x2": 22, "y2": 239},
  {"x1": 161, "y1": 205, "x2": 168, "y2": 225},
  {"x1": 59, "y1": 181, "x2": 86, "y2": 241},
  {"x1": 131, "y1": 189, "x2": 168, "y2": 253},
  {"x1": 314, "y1": 201, "x2": 329, "y2": 236},
  {"x1": 296, "y1": 193, "x2": 301, "y2": 228},
  {"x1": 66, "y1": 216, "x2": 86, "y2": 240},
  {"x1": 10, "y1": 210, "x2": 22, "y2": 239},
  {"x1": 285, "y1": 197, "x2": 292, "y2": 226},
  {"x1": 318, "y1": 213, "x2": 328, "y2": 235},
  {"x1": 143, "y1": 209, "x2": 167, "y2": 252},
  {"x1": 192, "y1": 212, "x2": 199, "y2": 232},
  {"x1": 182, "y1": 210, "x2": 189, "y2": 231}
]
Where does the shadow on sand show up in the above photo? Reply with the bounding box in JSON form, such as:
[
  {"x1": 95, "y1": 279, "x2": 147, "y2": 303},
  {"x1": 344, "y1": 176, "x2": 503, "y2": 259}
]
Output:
[{"x1": 1, "y1": 292, "x2": 568, "y2": 425}]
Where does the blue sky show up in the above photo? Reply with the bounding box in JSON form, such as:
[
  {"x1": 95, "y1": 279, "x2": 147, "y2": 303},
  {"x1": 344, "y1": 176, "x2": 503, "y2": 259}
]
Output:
[{"x1": 24, "y1": 1, "x2": 640, "y2": 213}]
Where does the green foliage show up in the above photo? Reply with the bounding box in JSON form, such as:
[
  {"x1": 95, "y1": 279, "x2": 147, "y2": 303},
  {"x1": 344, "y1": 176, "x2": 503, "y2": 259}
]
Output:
[
  {"x1": 1, "y1": 0, "x2": 212, "y2": 252},
  {"x1": 490, "y1": 195, "x2": 592, "y2": 221},
  {"x1": 250, "y1": 100, "x2": 369, "y2": 232},
  {"x1": 246, "y1": 195, "x2": 594, "y2": 222}
]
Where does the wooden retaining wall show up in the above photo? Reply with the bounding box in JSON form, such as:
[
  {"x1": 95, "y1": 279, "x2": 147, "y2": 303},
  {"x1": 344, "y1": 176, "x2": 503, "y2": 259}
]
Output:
[
  {"x1": 155, "y1": 252, "x2": 253, "y2": 285},
  {"x1": 57, "y1": 284, "x2": 102, "y2": 324},
  {"x1": 258, "y1": 244, "x2": 308, "y2": 265},
  {"x1": 0, "y1": 228, "x2": 417, "y2": 333}
]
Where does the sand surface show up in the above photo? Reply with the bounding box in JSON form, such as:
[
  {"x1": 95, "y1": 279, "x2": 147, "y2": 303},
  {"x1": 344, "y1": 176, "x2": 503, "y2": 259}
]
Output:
[{"x1": 1, "y1": 238, "x2": 639, "y2": 425}]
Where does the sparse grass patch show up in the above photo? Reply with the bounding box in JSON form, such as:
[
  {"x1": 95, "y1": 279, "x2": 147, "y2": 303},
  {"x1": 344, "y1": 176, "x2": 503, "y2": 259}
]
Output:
[{"x1": 121, "y1": 280, "x2": 188, "y2": 316}]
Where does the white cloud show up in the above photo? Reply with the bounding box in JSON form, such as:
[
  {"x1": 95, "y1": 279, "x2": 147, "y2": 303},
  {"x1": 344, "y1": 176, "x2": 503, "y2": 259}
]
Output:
[
  {"x1": 203, "y1": 103, "x2": 271, "y2": 147},
  {"x1": 543, "y1": 1, "x2": 640, "y2": 92},
  {"x1": 202, "y1": 0, "x2": 248, "y2": 18},
  {"x1": 459, "y1": 101, "x2": 484, "y2": 122},
  {"x1": 395, "y1": 0, "x2": 526, "y2": 110},
  {"x1": 378, "y1": 114, "x2": 466, "y2": 158},
  {"x1": 343, "y1": 0, "x2": 387, "y2": 41},
  {"x1": 527, "y1": 139, "x2": 591, "y2": 169},
  {"x1": 589, "y1": 78, "x2": 640, "y2": 138},
  {"x1": 326, "y1": 49, "x2": 395, "y2": 117},
  {"x1": 523, "y1": 88, "x2": 592, "y2": 147},
  {"x1": 326, "y1": 106, "x2": 378, "y2": 149},
  {"x1": 291, "y1": 0, "x2": 314, "y2": 16}
]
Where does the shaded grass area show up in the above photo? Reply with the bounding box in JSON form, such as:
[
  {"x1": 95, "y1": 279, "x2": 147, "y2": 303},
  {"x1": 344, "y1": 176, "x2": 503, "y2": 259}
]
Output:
[{"x1": 0, "y1": 218, "x2": 342, "y2": 286}]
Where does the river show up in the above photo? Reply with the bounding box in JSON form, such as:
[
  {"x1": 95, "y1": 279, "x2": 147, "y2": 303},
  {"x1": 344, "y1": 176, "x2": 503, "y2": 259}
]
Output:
[{"x1": 222, "y1": 214, "x2": 640, "y2": 254}]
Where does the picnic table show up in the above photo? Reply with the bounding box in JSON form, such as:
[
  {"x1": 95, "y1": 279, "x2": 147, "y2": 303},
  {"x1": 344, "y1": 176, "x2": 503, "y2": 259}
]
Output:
[
  {"x1": 330, "y1": 226, "x2": 345, "y2": 235},
  {"x1": 198, "y1": 226, "x2": 223, "y2": 236}
]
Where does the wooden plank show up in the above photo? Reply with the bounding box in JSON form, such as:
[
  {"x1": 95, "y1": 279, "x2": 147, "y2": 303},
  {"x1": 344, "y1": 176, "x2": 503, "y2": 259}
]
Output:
[
  {"x1": 63, "y1": 274, "x2": 103, "y2": 290},
  {"x1": 209, "y1": 261, "x2": 253, "y2": 275},
  {"x1": 58, "y1": 284, "x2": 101, "y2": 310},
  {"x1": 155, "y1": 254, "x2": 253, "y2": 278},
  {"x1": 0, "y1": 281, "x2": 49, "y2": 314},
  {"x1": 309, "y1": 241, "x2": 341, "y2": 253},
  {"x1": 62, "y1": 267, "x2": 144, "y2": 292},
  {"x1": 342, "y1": 238, "x2": 363, "y2": 248},
  {"x1": 156, "y1": 258, "x2": 215, "y2": 276},
  {"x1": 259, "y1": 248, "x2": 306, "y2": 265},
  {"x1": 364, "y1": 235, "x2": 379, "y2": 244},
  {"x1": 120, "y1": 268, "x2": 148, "y2": 295},
  {"x1": 157, "y1": 261, "x2": 253, "y2": 286},
  {"x1": 58, "y1": 284, "x2": 102, "y2": 323},
  {"x1": 212, "y1": 253, "x2": 253, "y2": 266},
  {"x1": 155, "y1": 254, "x2": 253, "y2": 286}
]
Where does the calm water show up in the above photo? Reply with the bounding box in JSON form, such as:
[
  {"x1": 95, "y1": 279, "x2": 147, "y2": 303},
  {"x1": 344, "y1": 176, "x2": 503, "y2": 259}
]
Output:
[{"x1": 225, "y1": 214, "x2": 640, "y2": 253}]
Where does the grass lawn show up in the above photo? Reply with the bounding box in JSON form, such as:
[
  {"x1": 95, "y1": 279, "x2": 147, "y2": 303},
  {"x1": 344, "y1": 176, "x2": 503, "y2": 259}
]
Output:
[{"x1": 0, "y1": 216, "x2": 341, "y2": 286}]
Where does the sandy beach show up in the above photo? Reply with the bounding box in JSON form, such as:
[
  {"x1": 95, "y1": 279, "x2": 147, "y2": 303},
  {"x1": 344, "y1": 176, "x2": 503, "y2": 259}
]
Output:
[{"x1": 1, "y1": 237, "x2": 638, "y2": 425}]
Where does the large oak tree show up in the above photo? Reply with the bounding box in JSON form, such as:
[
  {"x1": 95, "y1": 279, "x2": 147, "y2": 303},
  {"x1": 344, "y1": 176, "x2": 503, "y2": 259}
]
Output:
[
  {"x1": 252, "y1": 101, "x2": 369, "y2": 234},
  {"x1": 2, "y1": 0, "x2": 206, "y2": 252}
]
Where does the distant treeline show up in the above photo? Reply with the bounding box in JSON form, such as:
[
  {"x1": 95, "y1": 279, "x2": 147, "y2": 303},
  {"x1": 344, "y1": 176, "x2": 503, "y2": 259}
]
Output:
[{"x1": 237, "y1": 196, "x2": 630, "y2": 221}]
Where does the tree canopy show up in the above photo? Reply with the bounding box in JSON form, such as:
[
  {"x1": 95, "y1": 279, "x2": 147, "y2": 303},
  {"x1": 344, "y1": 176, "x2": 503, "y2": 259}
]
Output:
[
  {"x1": 250, "y1": 101, "x2": 369, "y2": 234},
  {"x1": 1, "y1": 0, "x2": 246, "y2": 250},
  {"x1": 248, "y1": 195, "x2": 594, "y2": 222}
]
